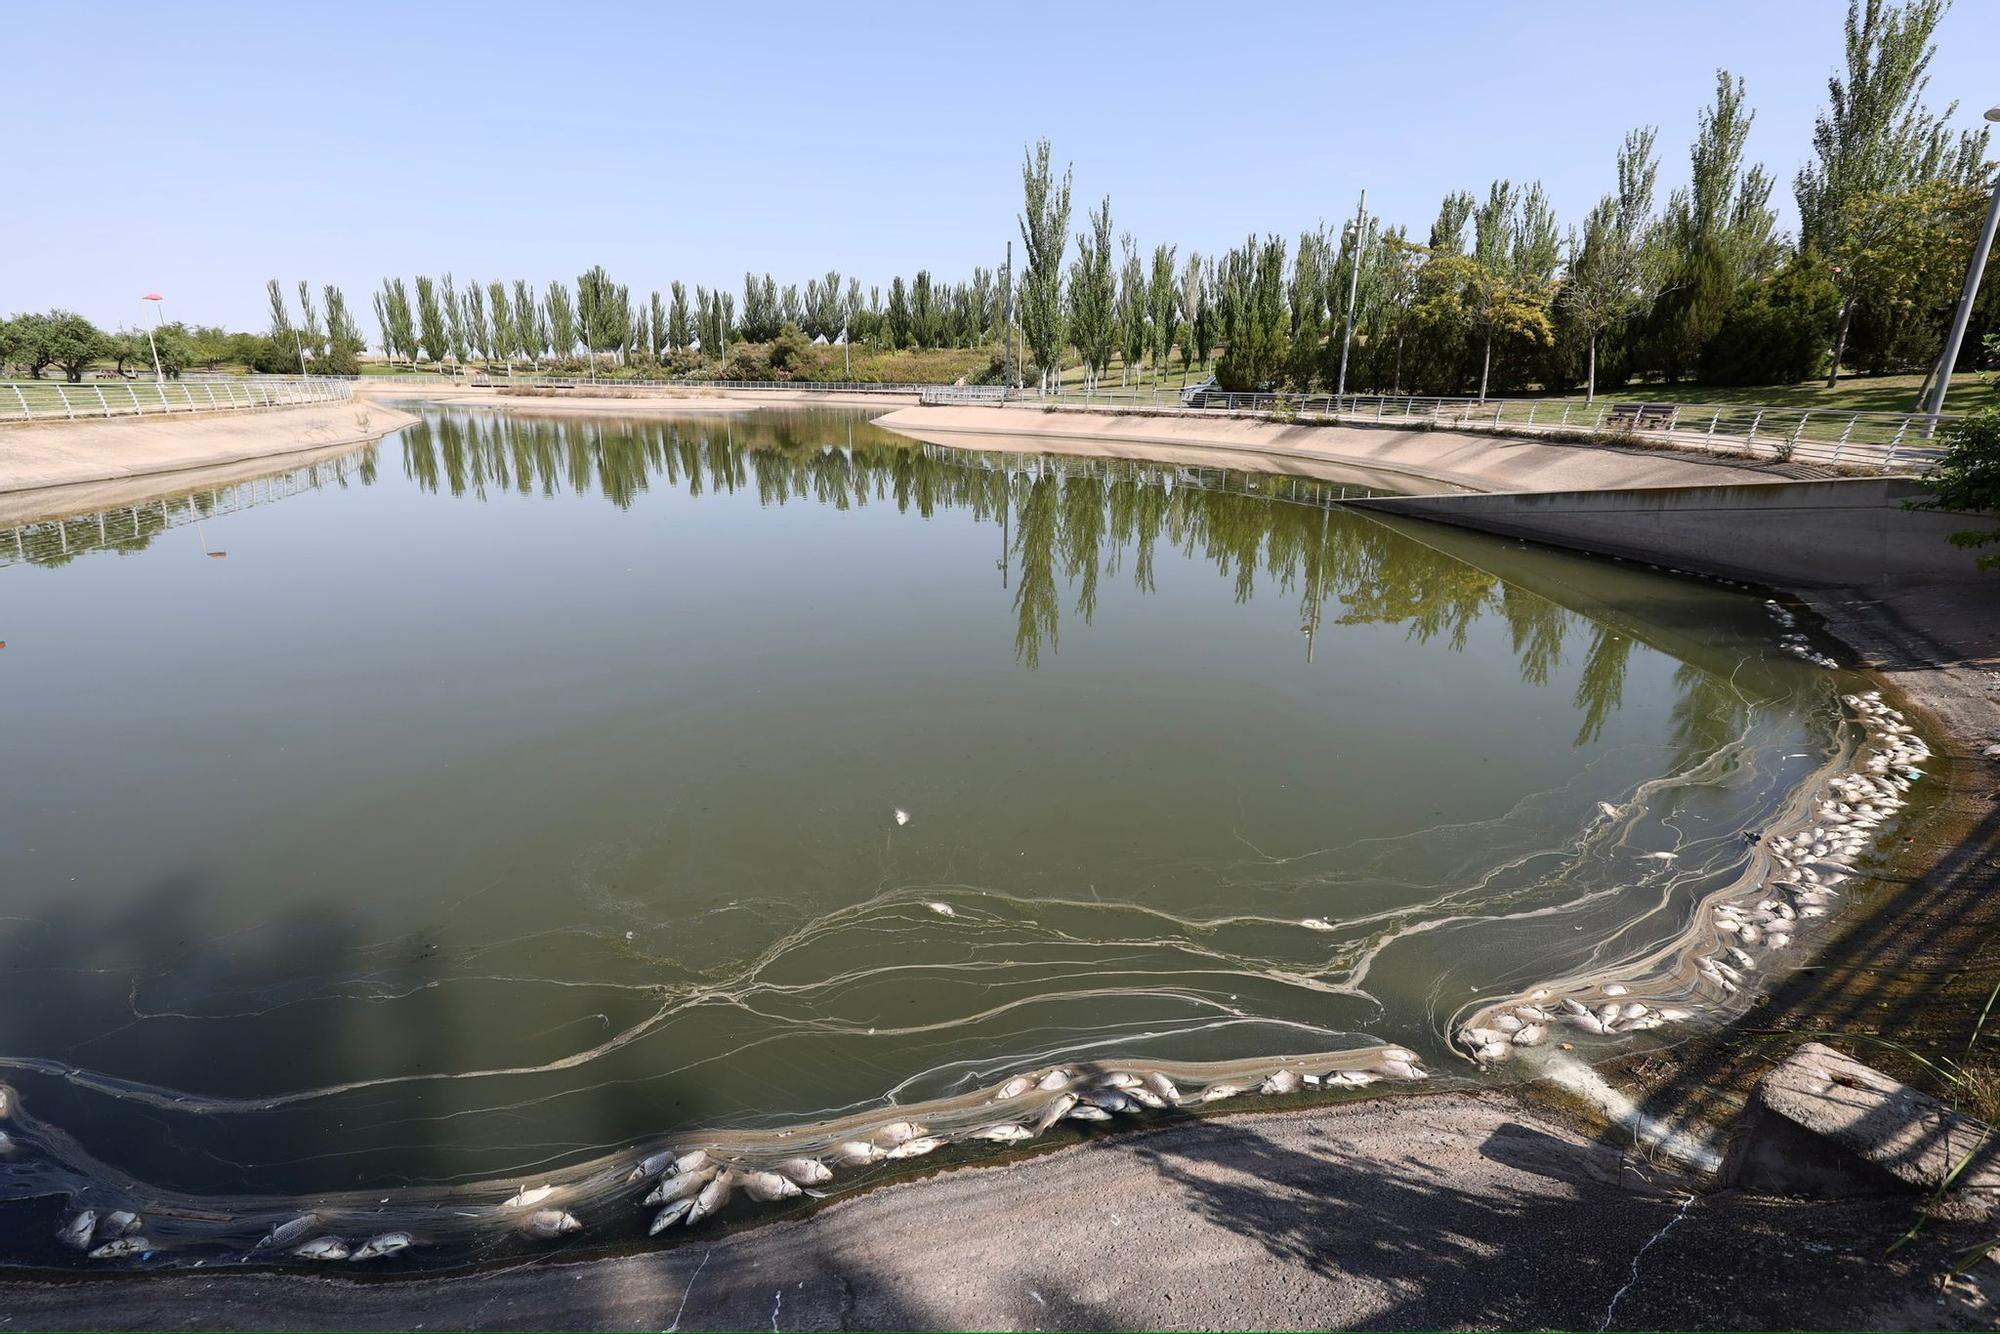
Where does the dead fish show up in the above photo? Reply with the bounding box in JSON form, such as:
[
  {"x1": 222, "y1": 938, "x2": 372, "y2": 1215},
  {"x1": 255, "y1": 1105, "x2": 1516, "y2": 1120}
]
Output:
[
  {"x1": 0, "y1": 1130, "x2": 12, "y2": 1153},
  {"x1": 1324, "y1": 1069, "x2": 1381, "y2": 1087},
  {"x1": 0, "y1": 1086, "x2": 10, "y2": 1117},
  {"x1": 648, "y1": 1198, "x2": 694, "y2": 1234},
  {"x1": 1084, "y1": 1088, "x2": 1132, "y2": 1114},
  {"x1": 1143, "y1": 1072, "x2": 1181, "y2": 1103},
  {"x1": 258, "y1": 1213, "x2": 319, "y2": 1250},
  {"x1": 687, "y1": 1172, "x2": 737, "y2": 1226},
  {"x1": 524, "y1": 1209, "x2": 581, "y2": 1239},
  {"x1": 87, "y1": 1237, "x2": 148, "y2": 1260},
  {"x1": 1299, "y1": 917, "x2": 1336, "y2": 931},
  {"x1": 1126, "y1": 1087, "x2": 1169, "y2": 1110},
  {"x1": 503, "y1": 1184, "x2": 556, "y2": 1209},
  {"x1": 1602, "y1": 984, "x2": 1630, "y2": 997},
  {"x1": 1097, "y1": 1072, "x2": 1143, "y2": 1090},
  {"x1": 645, "y1": 1166, "x2": 717, "y2": 1206},
  {"x1": 1376, "y1": 1058, "x2": 1428, "y2": 1081},
  {"x1": 1477, "y1": 1042, "x2": 1512, "y2": 1063},
  {"x1": 873, "y1": 1120, "x2": 927, "y2": 1148},
  {"x1": 675, "y1": 1150, "x2": 713, "y2": 1176},
  {"x1": 294, "y1": 1236, "x2": 349, "y2": 1261},
  {"x1": 775, "y1": 1157, "x2": 832, "y2": 1186},
  {"x1": 830, "y1": 1140, "x2": 883, "y2": 1167},
  {"x1": 1033, "y1": 1093, "x2": 1079, "y2": 1132},
  {"x1": 627, "y1": 1150, "x2": 677, "y2": 1182},
  {"x1": 101, "y1": 1211, "x2": 143, "y2": 1239},
  {"x1": 1259, "y1": 1070, "x2": 1302, "y2": 1095},
  {"x1": 740, "y1": 1171, "x2": 801, "y2": 1202},
  {"x1": 993, "y1": 1075, "x2": 1033, "y2": 1101},
  {"x1": 1620, "y1": 1002, "x2": 1649, "y2": 1020},
  {"x1": 894, "y1": 808, "x2": 910, "y2": 826},
  {"x1": 1657, "y1": 1008, "x2": 1694, "y2": 1022},
  {"x1": 1640, "y1": 851, "x2": 1678, "y2": 861},
  {"x1": 1511, "y1": 1024, "x2": 1548, "y2": 1046},
  {"x1": 1597, "y1": 801, "x2": 1621, "y2": 819},
  {"x1": 59, "y1": 1211, "x2": 95, "y2": 1252},
  {"x1": 1492, "y1": 1013, "x2": 1524, "y2": 1034},
  {"x1": 968, "y1": 1123, "x2": 1034, "y2": 1143},
  {"x1": 926, "y1": 901, "x2": 955, "y2": 917},
  {"x1": 1199, "y1": 1082, "x2": 1246, "y2": 1102},
  {"x1": 1036, "y1": 1068, "x2": 1073, "y2": 1091},
  {"x1": 1066, "y1": 1105, "x2": 1113, "y2": 1122},
  {"x1": 349, "y1": 1232, "x2": 412, "y2": 1261},
  {"x1": 884, "y1": 1136, "x2": 946, "y2": 1160}
]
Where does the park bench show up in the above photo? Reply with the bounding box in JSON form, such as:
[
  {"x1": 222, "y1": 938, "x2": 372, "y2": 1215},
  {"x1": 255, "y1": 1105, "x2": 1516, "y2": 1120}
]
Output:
[{"x1": 1605, "y1": 402, "x2": 1679, "y2": 430}]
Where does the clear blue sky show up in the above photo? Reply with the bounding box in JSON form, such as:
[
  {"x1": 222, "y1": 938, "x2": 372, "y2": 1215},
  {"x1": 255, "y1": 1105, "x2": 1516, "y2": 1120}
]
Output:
[{"x1": 10, "y1": 0, "x2": 1997, "y2": 333}]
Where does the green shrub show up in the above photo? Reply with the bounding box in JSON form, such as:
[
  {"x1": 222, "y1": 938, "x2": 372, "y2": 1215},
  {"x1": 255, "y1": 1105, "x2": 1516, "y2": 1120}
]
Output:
[{"x1": 1912, "y1": 407, "x2": 2000, "y2": 569}]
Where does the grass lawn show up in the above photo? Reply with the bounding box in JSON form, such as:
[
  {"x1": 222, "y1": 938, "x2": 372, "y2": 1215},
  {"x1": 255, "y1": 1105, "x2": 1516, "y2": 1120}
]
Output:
[{"x1": 1543, "y1": 372, "x2": 1996, "y2": 416}]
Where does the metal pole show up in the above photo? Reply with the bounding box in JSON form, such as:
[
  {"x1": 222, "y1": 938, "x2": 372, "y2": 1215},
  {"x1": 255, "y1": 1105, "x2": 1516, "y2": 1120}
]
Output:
[
  {"x1": 1003, "y1": 240, "x2": 1014, "y2": 394},
  {"x1": 1922, "y1": 121, "x2": 2000, "y2": 428},
  {"x1": 144, "y1": 296, "x2": 165, "y2": 383},
  {"x1": 1336, "y1": 189, "x2": 1367, "y2": 398}
]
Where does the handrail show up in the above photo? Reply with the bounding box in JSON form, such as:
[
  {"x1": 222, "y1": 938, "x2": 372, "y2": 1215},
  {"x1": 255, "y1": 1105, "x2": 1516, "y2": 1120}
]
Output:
[{"x1": 1, "y1": 375, "x2": 352, "y2": 424}]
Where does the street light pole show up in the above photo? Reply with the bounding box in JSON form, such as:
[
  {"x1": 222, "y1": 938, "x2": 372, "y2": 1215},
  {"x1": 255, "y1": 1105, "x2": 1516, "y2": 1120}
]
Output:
[
  {"x1": 1922, "y1": 103, "x2": 2000, "y2": 428},
  {"x1": 1336, "y1": 189, "x2": 1368, "y2": 400},
  {"x1": 141, "y1": 293, "x2": 165, "y2": 383}
]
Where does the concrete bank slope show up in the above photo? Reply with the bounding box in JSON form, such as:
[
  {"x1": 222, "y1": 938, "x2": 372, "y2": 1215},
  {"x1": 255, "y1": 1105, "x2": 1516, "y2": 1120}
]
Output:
[
  {"x1": 352, "y1": 383, "x2": 920, "y2": 415},
  {"x1": 0, "y1": 400, "x2": 419, "y2": 495},
  {"x1": 873, "y1": 403, "x2": 1806, "y2": 495},
  {"x1": 3, "y1": 1092, "x2": 1988, "y2": 1332}
]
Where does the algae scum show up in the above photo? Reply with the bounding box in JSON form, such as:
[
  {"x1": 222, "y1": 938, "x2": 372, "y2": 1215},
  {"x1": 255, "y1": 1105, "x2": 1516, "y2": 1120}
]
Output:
[{"x1": 0, "y1": 406, "x2": 1885, "y2": 1268}]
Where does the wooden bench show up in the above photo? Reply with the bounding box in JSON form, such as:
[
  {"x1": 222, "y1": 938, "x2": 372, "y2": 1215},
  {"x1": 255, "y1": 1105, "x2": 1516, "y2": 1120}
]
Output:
[{"x1": 1605, "y1": 402, "x2": 1679, "y2": 430}]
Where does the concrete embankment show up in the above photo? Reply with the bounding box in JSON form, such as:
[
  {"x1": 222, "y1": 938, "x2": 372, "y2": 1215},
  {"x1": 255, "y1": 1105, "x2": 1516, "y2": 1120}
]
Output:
[
  {"x1": 0, "y1": 400, "x2": 419, "y2": 495},
  {"x1": 352, "y1": 382, "x2": 920, "y2": 416},
  {"x1": 871, "y1": 403, "x2": 1806, "y2": 494}
]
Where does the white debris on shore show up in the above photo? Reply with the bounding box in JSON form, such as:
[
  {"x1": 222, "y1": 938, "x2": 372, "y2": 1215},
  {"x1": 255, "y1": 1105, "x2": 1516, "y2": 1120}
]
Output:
[{"x1": 1457, "y1": 689, "x2": 1925, "y2": 1065}]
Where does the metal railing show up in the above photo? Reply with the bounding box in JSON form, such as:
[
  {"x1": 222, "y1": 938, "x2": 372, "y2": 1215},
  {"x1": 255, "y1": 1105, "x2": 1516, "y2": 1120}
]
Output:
[
  {"x1": 460, "y1": 374, "x2": 926, "y2": 395},
  {"x1": 1, "y1": 375, "x2": 351, "y2": 423},
  {"x1": 919, "y1": 385, "x2": 1954, "y2": 472}
]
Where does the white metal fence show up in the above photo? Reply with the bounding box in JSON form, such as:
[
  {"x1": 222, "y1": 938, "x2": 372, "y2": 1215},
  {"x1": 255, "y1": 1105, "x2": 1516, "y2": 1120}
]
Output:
[
  {"x1": 462, "y1": 374, "x2": 922, "y2": 395},
  {"x1": 1, "y1": 375, "x2": 351, "y2": 423},
  {"x1": 919, "y1": 386, "x2": 1954, "y2": 472}
]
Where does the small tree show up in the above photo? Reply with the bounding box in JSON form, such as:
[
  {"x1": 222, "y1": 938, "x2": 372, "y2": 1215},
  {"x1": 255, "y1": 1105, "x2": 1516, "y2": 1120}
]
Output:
[
  {"x1": 1911, "y1": 408, "x2": 2000, "y2": 568},
  {"x1": 46, "y1": 310, "x2": 109, "y2": 382}
]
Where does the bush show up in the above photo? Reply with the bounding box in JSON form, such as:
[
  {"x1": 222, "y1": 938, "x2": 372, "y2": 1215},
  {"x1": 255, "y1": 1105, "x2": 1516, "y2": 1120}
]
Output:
[
  {"x1": 1699, "y1": 257, "x2": 1841, "y2": 386},
  {"x1": 1912, "y1": 407, "x2": 2000, "y2": 569}
]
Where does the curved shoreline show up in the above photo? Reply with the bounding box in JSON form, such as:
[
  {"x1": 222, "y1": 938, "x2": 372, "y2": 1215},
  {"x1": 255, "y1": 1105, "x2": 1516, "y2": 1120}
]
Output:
[
  {"x1": 3, "y1": 399, "x2": 1994, "y2": 1325},
  {"x1": 0, "y1": 401, "x2": 420, "y2": 496}
]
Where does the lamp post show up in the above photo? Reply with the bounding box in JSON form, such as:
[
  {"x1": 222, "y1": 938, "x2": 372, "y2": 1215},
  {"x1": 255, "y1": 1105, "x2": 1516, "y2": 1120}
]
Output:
[
  {"x1": 1921, "y1": 103, "x2": 2000, "y2": 428},
  {"x1": 141, "y1": 293, "x2": 165, "y2": 383},
  {"x1": 1336, "y1": 190, "x2": 1367, "y2": 399}
]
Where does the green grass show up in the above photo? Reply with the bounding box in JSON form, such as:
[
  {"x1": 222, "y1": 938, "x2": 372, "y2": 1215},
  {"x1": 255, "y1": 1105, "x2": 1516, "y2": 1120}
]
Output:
[{"x1": 1539, "y1": 372, "x2": 1996, "y2": 416}]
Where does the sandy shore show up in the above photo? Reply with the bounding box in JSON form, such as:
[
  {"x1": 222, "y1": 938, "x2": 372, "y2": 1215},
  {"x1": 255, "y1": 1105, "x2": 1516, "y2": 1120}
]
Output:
[
  {"x1": 873, "y1": 404, "x2": 1813, "y2": 495},
  {"x1": 0, "y1": 401, "x2": 418, "y2": 496}
]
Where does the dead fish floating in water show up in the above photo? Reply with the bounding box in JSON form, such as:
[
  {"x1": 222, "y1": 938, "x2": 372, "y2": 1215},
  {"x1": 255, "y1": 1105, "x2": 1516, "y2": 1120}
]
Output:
[
  {"x1": 740, "y1": 1171, "x2": 802, "y2": 1202},
  {"x1": 295, "y1": 1236, "x2": 350, "y2": 1261},
  {"x1": 646, "y1": 1166, "x2": 717, "y2": 1206},
  {"x1": 59, "y1": 1211, "x2": 95, "y2": 1252},
  {"x1": 1640, "y1": 851, "x2": 1678, "y2": 862},
  {"x1": 830, "y1": 1140, "x2": 884, "y2": 1167},
  {"x1": 894, "y1": 808, "x2": 910, "y2": 826},
  {"x1": 101, "y1": 1211, "x2": 143, "y2": 1240},
  {"x1": 993, "y1": 1075, "x2": 1033, "y2": 1101},
  {"x1": 649, "y1": 1198, "x2": 695, "y2": 1234},
  {"x1": 1066, "y1": 1105, "x2": 1113, "y2": 1123},
  {"x1": 504, "y1": 1184, "x2": 556, "y2": 1209},
  {"x1": 885, "y1": 1135, "x2": 947, "y2": 1160},
  {"x1": 628, "y1": 1150, "x2": 677, "y2": 1182},
  {"x1": 674, "y1": 1150, "x2": 713, "y2": 1176},
  {"x1": 524, "y1": 1210, "x2": 582, "y2": 1239},
  {"x1": 686, "y1": 1172, "x2": 737, "y2": 1226},
  {"x1": 87, "y1": 1237, "x2": 149, "y2": 1261},
  {"x1": 1033, "y1": 1093, "x2": 1079, "y2": 1133},
  {"x1": 1083, "y1": 1089, "x2": 1132, "y2": 1114},
  {"x1": 1323, "y1": 1069, "x2": 1381, "y2": 1087},
  {"x1": 1596, "y1": 801, "x2": 1622, "y2": 819},
  {"x1": 775, "y1": 1157, "x2": 832, "y2": 1186},
  {"x1": 1259, "y1": 1070, "x2": 1302, "y2": 1095},
  {"x1": 1036, "y1": 1068, "x2": 1073, "y2": 1091},
  {"x1": 1299, "y1": 917, "x2": 1336, "y2": 932},
  {"x1": 258, "y1": 1213, "x2": 319, "y2": 1251},
  {"x1": 873, "y1": 1120, "x2": 927, "y2": 1148},
  {"x1": 968, "y1": 1123, "x2": 1034, "y2": 1144},
  {"x1": 926, "y1": 901, "x2": 956, "y2": 918},
  {"x1": 1199, "y1": 1082, "x2": 1246, "y2": 1103},
  {"x1": 350, "y1": 1232, "x2": 412, "y2": 1261},
  {"x1": 1144, "y1": 1072, "x2": 1181, "y2": 1103}
]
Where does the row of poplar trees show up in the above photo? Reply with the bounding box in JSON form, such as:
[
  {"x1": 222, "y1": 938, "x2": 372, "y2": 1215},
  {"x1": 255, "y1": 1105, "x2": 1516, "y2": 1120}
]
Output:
[{"x1": 1015, "y1": 0, "x2": 1994, "y2": 400}]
